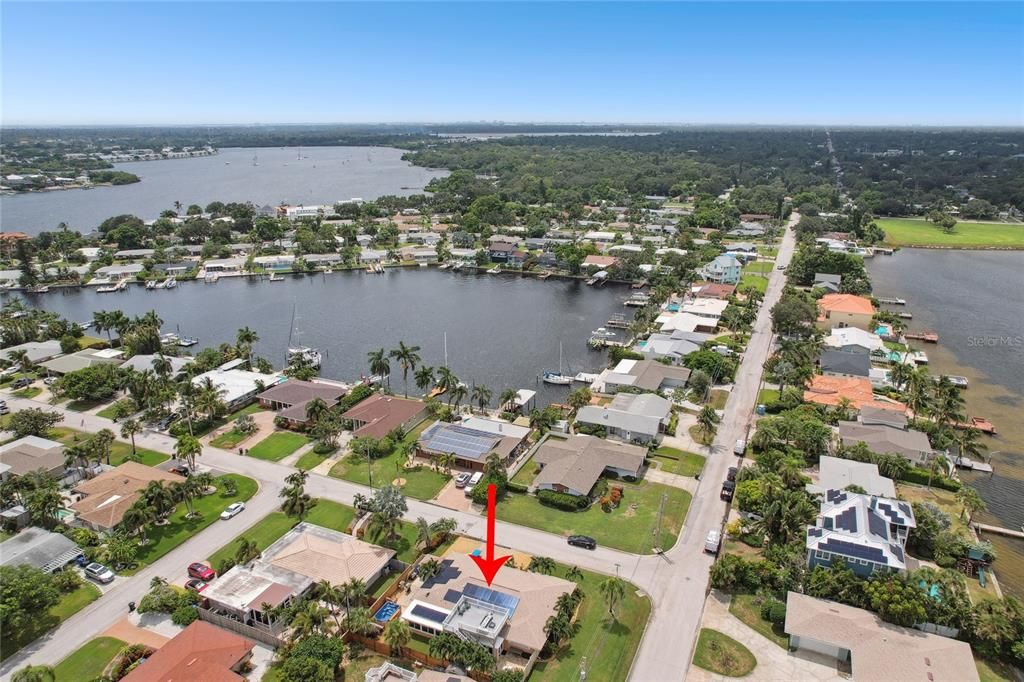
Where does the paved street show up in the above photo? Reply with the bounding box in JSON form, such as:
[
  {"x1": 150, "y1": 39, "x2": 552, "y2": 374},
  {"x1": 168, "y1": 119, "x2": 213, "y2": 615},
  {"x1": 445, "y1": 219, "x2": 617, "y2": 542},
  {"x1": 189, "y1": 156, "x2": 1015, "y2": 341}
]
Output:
[{"x1": 1, "y1": 218, "x2": 795, "y2": 681}]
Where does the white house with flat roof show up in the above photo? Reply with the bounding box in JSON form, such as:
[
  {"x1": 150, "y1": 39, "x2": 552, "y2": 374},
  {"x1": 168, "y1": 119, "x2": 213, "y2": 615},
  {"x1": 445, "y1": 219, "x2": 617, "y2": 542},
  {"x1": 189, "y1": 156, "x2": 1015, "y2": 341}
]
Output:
[{"x1": 192, "y1": 365, "x2": 285, "y2": 409}]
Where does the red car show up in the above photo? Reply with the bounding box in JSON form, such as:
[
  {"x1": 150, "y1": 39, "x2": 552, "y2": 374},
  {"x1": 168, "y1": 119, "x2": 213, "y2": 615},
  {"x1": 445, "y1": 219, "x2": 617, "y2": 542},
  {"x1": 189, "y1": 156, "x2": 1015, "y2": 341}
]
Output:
[
  {"x1": 185, "y1": 578, "x2": 208, "y2": 593},
  {"x1": 187, "y1": 562, "x2": 215, "y2": 581}
]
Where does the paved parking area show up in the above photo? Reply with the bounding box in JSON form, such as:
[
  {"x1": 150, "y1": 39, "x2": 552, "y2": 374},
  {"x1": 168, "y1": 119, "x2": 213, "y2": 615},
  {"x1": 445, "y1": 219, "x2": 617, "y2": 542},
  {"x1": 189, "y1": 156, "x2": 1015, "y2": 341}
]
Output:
[{"x1": 434, "y1": 478, "x2": 475, "y2": 512}]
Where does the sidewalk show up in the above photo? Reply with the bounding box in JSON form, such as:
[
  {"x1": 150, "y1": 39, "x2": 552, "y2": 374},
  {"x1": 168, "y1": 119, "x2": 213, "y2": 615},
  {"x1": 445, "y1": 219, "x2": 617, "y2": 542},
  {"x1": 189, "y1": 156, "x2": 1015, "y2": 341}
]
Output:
[{"x1": 643, "y1": 468, "x2": 698, "y2": 493}]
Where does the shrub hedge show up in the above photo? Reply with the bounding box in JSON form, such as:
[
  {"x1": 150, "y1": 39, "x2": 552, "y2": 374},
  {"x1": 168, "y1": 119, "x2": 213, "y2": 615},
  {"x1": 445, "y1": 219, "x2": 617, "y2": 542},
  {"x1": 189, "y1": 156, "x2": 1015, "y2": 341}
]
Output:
[{"x1": 537, "y1": 489, "x2": 589, "y2": 510}]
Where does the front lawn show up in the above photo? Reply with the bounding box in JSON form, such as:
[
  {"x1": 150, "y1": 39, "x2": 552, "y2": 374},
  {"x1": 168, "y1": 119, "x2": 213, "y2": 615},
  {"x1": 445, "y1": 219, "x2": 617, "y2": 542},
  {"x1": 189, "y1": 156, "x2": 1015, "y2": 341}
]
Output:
[
  {"x1": 12, "y1": 386, "x2": 42, "y2": 399},
  {"x1": 692, "y1": 628, "x2": 757, "y2": 677},
  {"x1": 54, "y1": 636, "x2": 126, "y2": 682},
  {"x1": 530, "y1": 562, "x2": 651, "y2": 682},
  {"x1": 708, "y1": 388, "x2": 729, "y2": 410},
  {"x1": 496, "y1": 481, "x2": 691, "y2": 554},
  {"x1": 67, "y1": 398, "x2": 110, "y2": 413},
  {"x1": 0, "y1": 583, "x2": 102, "y2": 661},
  {"x1": 757, "y1": 388, "x2": 780, "y2": 405},
  {"x1": 650, "y1": 447, "x2": 705, "y2": 477},
  {"x1": 53, "y1": 428, "x2": 168, "y2": 467},
  {"x1": 328, "y1": 421, "x2": 448, "y2": 500},
  {"x1": 728, "y1": 593, "x2": 788, "y2": 648},
  {"x1": 246, "y1": 431, "x2": 309, "y2": 461},
  {"x1": 295, "y1": 450, "x2": 329, "y2": 471},
  {"x1": 191, "y1": 403, "x2": 263, "y2": 438},
  {"x1": 878, "y1": 218, "x2": 1024, "y2": 248},
  {"x1": 976, "y1": 656, "x2": 1017, "y2": 682},
  {"x1": 210, "y1": 427, "x2": 256, "y2": 449},
  {"x1": 127, "y1": 474, "x2": 257, "y2": 570}
]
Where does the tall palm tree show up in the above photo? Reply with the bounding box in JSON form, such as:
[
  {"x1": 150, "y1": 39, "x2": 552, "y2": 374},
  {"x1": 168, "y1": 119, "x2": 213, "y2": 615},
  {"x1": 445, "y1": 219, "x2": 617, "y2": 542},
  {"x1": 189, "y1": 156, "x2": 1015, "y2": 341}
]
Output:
[
  {"x1": 565, "y1": 566, "x2": 584, "y2": 582},
  {"x1": 120, "y1": 418, "x2": 142, "y2": 459},
  {"x1": 290, "y1": 601, "x2": 330, "y2": 640},
  {"x1": 172, "y1": 478, "x2": 201, "y2": 517},
  {"x1": 389, "y1": 341, "x2": 421, "y2": 398},
  {"x1": 6, "y1": 349, "x2": 32, "y2": 374},
  {"x1": 953, "y1": 427, "x2": 987, "y2": 466},
  {"x1": 696, "y1": 405, "x2": 719, "y2": 444},
  {"x1": 339, "y1": 577, "x2": 367, "y2": 616},
  {"x1": 415, "y1": 516, "x2": 434, "y2": 549},
  {"x1": 304, "y1": 397, "x2": 329, "y2": 425},
  {"x1": 121, "y1": 501, "x2": 156, "y2": 545},
  {"x1": 414, "y1": 365, "x2": 435, "y2": 396},
  {"x1": 450, "y1": 384, "x2": 468, "y2": 412},
  {"x1": 383, "y1": 618, "x2": 411, "y2": 657},
  {"x1": 889, "y1": 361, "x2": 913, "y2": 392},
  {"x1": 598, "y1": 576, "x2": 626, "y2": 620},
  {"x1": 142, "y1": 480, "x2": 176, "y2": 519},
  {"x1": 314, "y1": 579, "x2": 344, "y2": 630},
  {"x1": 235, "y1": 327, "x2": 259, "y2": 364},
  {"x1": 956, "y1": 485, "x2": 986, "y2": 524},
  {"x1": 499, "y1": 387, "x2": 518, "y2": 412},
  {"x1": 343, "y1": 606, "x2": 376, "y2": 636},
  {"x1": 234, "y1": 536, "x2": 261, "y2": 565},
  {"x1": 11, "y1": 665, "x2": 55, "y2": 682},
  {"x1": 436, "y1": 366, "x2": 458, "y2": 396},
  {"x1": 175, "y1": 434, "x2": 202, "y2": 470},
  {"x1": 367, "y1": 348, "x2": 390, "y2": 387},
  {"x1": 472, "y1": 384, "x2": 492, "y2": 413}
]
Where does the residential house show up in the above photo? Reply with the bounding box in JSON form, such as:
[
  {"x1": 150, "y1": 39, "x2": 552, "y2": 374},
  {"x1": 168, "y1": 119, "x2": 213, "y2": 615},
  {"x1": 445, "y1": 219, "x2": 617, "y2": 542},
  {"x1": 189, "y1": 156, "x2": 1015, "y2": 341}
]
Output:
[
  {"x1": 121, "y1": 621, "x2": 255, "y2": 682},
  {"x1": 193, "y1": 365, "x2": 285, "y2": 410},
  {"x1": 816, "y1": 294, "x2": 875, "y2": 331},
  {"x1": 40, "y1": 348, "x2": 124, "y2": 376},
  {"x1": 359, "y1": 248, "x2": 387, "y2": 263},
  {"x1": 203, "y1": 257, "x2": 245, "y2": 273},
  {"x1": 680, "y1": 297, "x2": 729, "y2": 320},
  {"x1": 113, "y1": 248, "x2": 155, "y2": 261},
  {"x1": 417, "y1": 417, "x2": 530, "y2": 471},
  {"x1": 701, "y1": 255, "x2": 742, "y2": 284},
  {"x1": 575, "y1": 393, "x2": 671, "y2": 445},
  {"x1": 691, "y1": 282, "x2": 736, "y2": 300},
  {"x1": 257, "y1": 379, "x2": 348, "y2": 427},
  {"x1": 597, "y1": 359, "x2": 691, "y2": 394},
  {"x1": 94, "y1": 264, "x2": 144, "y2": 281},
  {"x1": 0, "y1": 436, "x2": 67, "y2": 480},
  {"x1": 806, "y1": 489, "x2": 916, "y2": 576},
  {"x1": 0, "y1": 527, "x2": 83, "y2": 574},
  {"x1": 813, "y1": 273, "x2": 842, "y2": 293},
  {"x1": 399, "y1": 247, "x2": 437, "y2": 264},
  {"x1": 804, "y1": 375, "x2": 905, "y2": 413},
  {"x1": 825, "y1": 327, "x2": 885, "y2": 354},
  {"x1": 819, "y1": 347, "x2": 871, "y2": 378},
  {"x1": 70, "y1": 462, "x2": 185, "y2": 532},
  {"x1": 837, "y1": 406, "x2": 934, "y2": 466},
  {"x1": 303, "y1": 253, "x2": 343, "y2": 267},
  {"x1": 657, "y1": 311, "x2": 719, "y2": 335},
  {"x1": 1, "y1": 340, "x2": 63, "y2": 365},
  {"x1": 581, "y1": 254, "x2": 619, "y2": 270},
  {"x1": 406, "y1": 232, "x2": 441, "y2": 246},
  {"x1": 806, "y1": 456, "x2": 896, "y2": 498},
  {"x1": 531, "y1": 435, "x2": 646, "y2": 497},
  {"x1": 120, "y1": 354, "x2": 191, "y2": 376},
  {"x1": 253, "y1": 255, "x2": 295, "y2": 271},
  {"x1": 633, "y1": 330, "x2": 710, "y2": 365},
  {"x1": 784, "y1": 592, "x2": 979, "y2": 682},
  {"x1": 342, "y1": 393, "x2": 428, "y2": 439},
  {"x1": 488, "y1": 242, "x2": 516, "y2": 262},
  {"x1": 582, "y1": 230, "x2": 616, "y2": 244}
]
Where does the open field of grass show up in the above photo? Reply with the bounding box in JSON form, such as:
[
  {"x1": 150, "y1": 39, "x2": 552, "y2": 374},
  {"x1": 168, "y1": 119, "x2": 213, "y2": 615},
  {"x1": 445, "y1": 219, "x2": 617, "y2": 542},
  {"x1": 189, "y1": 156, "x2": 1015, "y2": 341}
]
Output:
[
  {"x1": 329, "y1": 421, "x2": 448, "y2": 500},
  {"x1": 530, "y1": 562, "x2": 651, "y2": 682},
  {"x1": 692, "y1": 628, "x2": 757, "y2": 677},
  {"x1": 496, "y1": 480, "x2": 691, "y2": 554},
  {"x1": 650, "y1": 447, "x2": 705, "y2": 477},
  {"x1": 728, "y1": 593, "x2": 789, "y2": 648},
  {"x1": 0, "y1": 583, "x2": 102, "y2": 661},
  {"x1": 54, "y1": 636, "x2": 126, "y2": 682},
  {"x1": 878, "y1": 218, "x2": 1024, "y2": 248},
  {"x1": 246, "y1": 431, "x2": 309, "y2": 461}
]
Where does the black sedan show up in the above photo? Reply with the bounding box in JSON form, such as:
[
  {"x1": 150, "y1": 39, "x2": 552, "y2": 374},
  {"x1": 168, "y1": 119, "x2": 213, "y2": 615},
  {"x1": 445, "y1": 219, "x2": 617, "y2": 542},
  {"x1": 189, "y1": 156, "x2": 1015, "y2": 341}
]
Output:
[{"x1": 567, "y1": 535, "x2": 597, "y2": 550}]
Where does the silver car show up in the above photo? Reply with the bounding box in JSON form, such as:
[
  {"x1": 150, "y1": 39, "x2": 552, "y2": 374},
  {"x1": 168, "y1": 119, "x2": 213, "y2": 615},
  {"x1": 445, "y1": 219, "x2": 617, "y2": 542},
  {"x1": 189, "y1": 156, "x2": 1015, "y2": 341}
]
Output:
[
  {"x1": 220, "y1": 502, "x2": 245, "y2": 520},
  {"x1": 84, "y1": 562, "x2": 115, "y2": 584}
]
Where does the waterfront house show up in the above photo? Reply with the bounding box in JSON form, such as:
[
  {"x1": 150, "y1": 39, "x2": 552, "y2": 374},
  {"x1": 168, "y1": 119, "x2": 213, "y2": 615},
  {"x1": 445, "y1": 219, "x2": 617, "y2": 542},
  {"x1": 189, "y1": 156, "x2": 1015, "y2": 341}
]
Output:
[
  {"x1": 633, "y1": 330, "x2": 709, "y2": 365},
  {"x1": 113, "y1": 248, "x2": 155, "y2": 261},
  {"x1": 487, "y1": 234, "x2": 519, "y2": 247},
  {"x1": 531, "y1": 434, "x2": 646, "y2": 497},
  {"x1": 657, "y1": 311, "x2": 719, "y2": 335},
  {"x1": 342, "y1": 393, "x2": 428, "y2": 439},
  {"x1": 70, "y1": 462, "x2": 185, "y2": 532},
  {"x1": 691, "y1": 282, "x2": 736, "y2": 300},
  {"x1": 0, "y1": 527, "x2": 82, "y2": 574},
  {"x1": 816, "y1": 293, "x2": 875, "y2": 331},
  {"x1": 701, "y1": 255, "x2": 741, "y2": 284},
  {"x1": 303, "y1": 253, "x2": 343, "y2": 267},
  {"x1": 76, "y1": 247, "x2": 102, "y2": 261},
  {"x1": 359, "y1": 248, "x2": 387, "y2": 263},
  {"x1": 192, "y1": 365, "x2": 285, "y2": 410},
  {"x1": 120, "y1": 354, "x2": 191, "y2": 376},
  {"x1": 825, "y1": 327, "x2": 885, "y2": 354},
  {"x1": 819, "y1": 347, "x2": 871, "y2": 378},
  {"x1": 121, "y1": 621, "x2": 255, "y2": 682},
  {"x1": 40, "y1": 348, "x2": 124, "y2": 376},
  {"x1": 0, "y1": 436, "x2": 66, "y2": 481},
  {"x1": 253, "y1": 254, "x2": 295, "y2": 271},
  {"x1": 806, "y1": 489, "x2": 916, "y2": 577},
  {"x1": 597, "y1": 359, "x2": 692, "y2": 394},
  {"x1": 399, "y1": 246, "x2": 437, "y2": 264},
  {"x1": 575, "y1": 392, "x2": 671, "y2": 445},
  {"x1": 813, "y1": 272, "x2": 842, "y2": 293},
  {"x1": 400, "y1": 553, "x2": 574, "y2": 676},
  {"x1": 784, "y1": 592, "x2": 979, "y2": 682},
  {"x1": 406, "y1": 232, "x2": 441, "y2": 246},
  {"x1": 94, "y1": 263, "x2": 144, "y2": 281},
  {"x1": 283, "y1": 204, "x2": 333, "y2": 220},
  {"x1": 807, "y1": 456, "x2": 896, "y2": 498},
  {"x1": 417, "y1": 417, "x2": 530, "y2": 471},
  {"x1": 582, "y1": 254, "x2": 619, "y2": 270},
  {"x1": 488, "y1": 242, "x2": 516, "y2": 262},
  {"x1": 1, "y1": 340, "x2": 63, "y2": 365},
  {"x1": 804, "y1": 375, "x2": 906, "y2": 413},
  {"x1": 837, "y1": 406, "x2": 934, "y2": 466},
  {"x1": 203, "y1": 257, "x2": 245, "y2": 273},
  {"x1": 257, "y1": 379, "x2": 348, "y2": 428},
  {"x1": 680, "y1": 297, "x2": 729, "y2": 320}
]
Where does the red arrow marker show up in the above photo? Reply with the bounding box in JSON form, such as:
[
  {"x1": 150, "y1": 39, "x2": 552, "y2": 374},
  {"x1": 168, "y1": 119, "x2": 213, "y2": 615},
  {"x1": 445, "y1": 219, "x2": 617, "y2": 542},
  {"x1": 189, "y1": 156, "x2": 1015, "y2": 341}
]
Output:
[{"x1": 470, "y1": 483, "x2": 511, "y2": 585}]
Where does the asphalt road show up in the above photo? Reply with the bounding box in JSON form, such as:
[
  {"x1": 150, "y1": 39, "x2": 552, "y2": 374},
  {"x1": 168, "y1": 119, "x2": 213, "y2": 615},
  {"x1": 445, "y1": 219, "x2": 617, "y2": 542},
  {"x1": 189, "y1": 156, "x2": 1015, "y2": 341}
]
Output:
[{"x1": 1, "y1": 219, "x2": 796, "y2": 681}]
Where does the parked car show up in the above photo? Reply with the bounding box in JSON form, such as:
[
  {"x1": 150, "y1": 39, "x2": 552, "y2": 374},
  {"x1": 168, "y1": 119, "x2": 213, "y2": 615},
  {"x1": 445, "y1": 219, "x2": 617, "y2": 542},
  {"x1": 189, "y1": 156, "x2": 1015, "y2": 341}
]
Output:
[
  {"x1": 567, "y1": 535, "x2": 597, "y2": 550},
  {"x1": 156, "y1": 413, "x2": 179, "y2": 430},
  {"x1": 187, "y1": 562, "x2": 215, "y2": 581},
  {"x1": 84, "y1": 562, "x2": 115, "y2": 584},
  {"x1": 43, "y1": 376, "x2": 57, "y2": 386},
  {"x1": 220, "y1": 502, "x2": 245, "y2": 520},
  {"x1": 169, "y1": 465, "x2": 190, "y2": 477},
  {"x1": 463, "y1": 472, "x2": 483, "y2": 496},
  {"x1": 454, "y1": 472, "x2": 471, "y2": 489},
  {"x1": 726, "y1": 466, "x2": 738, "y2": 482},
  {"x1": 733, "y1": 439, "x2": 746, "y2": 456},
  {"x1": 184, "y1": 578, "x2": 209, "y2": 593},
  {"x1": 0, "y1": 405, "x2": 8, "y2": 416},
  {"x1": 704, "y1": 530, "x2": 721, "y2": 554},
  {"x1": 12, "y1": 377, "x2": 32, "y2": 389},
  {"x1": 720, "y1": 480, "x2": 736, "y2": 502}
]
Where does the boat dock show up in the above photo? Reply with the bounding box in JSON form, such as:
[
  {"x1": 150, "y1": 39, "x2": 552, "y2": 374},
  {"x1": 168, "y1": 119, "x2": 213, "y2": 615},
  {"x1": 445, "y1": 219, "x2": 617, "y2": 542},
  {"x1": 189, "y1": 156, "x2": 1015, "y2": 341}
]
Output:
[
  {"x1": 877, "y1": 296, "x2": 906, "y2": 305},
  {"x1": 974, "y1": 523, "x2": 1024, "y2": 540},
  {"x1": 896, "y1": 312, "x2": 913, "y2": 319},
  {"x1": 905, "y1": 331, "x2": 939, "y2": 343},
  {"x1": 954, "y1": 456, "x2": 992, "y2": 473},
  {"x1": 606, "y1": 313, "x2": 630, "y2": 329}
]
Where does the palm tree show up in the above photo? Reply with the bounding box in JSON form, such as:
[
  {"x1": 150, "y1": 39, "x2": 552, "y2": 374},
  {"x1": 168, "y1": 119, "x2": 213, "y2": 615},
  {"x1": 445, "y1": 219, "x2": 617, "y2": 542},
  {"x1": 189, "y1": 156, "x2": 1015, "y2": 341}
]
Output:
[
  {"x1": 419, "y1": 558, "x2": 443, "y2": 582},
  {"x1": 92, "y1": 428, "x2": 116, "y2": 465},
  {"x1": 339, "y1": 577, "x2": 367, "y2": 615},
  {"x1": 11, "y1": 665, "x2": 55, "y2": 682},
  {"x1": 436, "y1": 366, "x2": 458, "y2": 396},
  {"x1": 528, "y1": 556, "x2": 556, "y2": 575},
  {"x1": 598, "y1": 576, "x2": 626, "y2": 620},
  {"x1": 344, "y1": 606, "x2": 376, "y2": 636},
  {"x1": 314, "y1": 579, "x2": 344, "y2": 629},
  {"x1": 499, "y1": 387, "x2": 518, "y2": 412},
  {"x1": 172, "y1": 478, "x2": 201, "y2": 517},
  {"x1": 436, "y1": 452, "x2": 456, "y2": 476},
  {"x1": 142, "y1": 480, "x2": 176, "y2": 519},
  {"x1": 450, "y1": 384, "x2": 468, "y2": 412},
  {"x1": 696, "y1": 405, "x2": 719, "y2": 444},
  {"x1": 383, "y1": 618, "x2": 411, "y2": 657},
  {"x1": 6, "y1": 349, "x2": 32, "y2": 375},
  {"x1": 367, "y1": 348, "x2": 390, "y2": 387},
  {"x1": 304, "y1": 397, "x2": 329, "y2": 424},
  {"x1": 121, "y1": 501, "x2": 156, "y2": 545},
  {"x1": 175, "y1": 434, "x2": 202, "y2": 470},
  {"x1": 194, "y1": 377, "x2": 226, "y2": 421},
  {"x1": 120, "y1": 418, "x2": 142, "y2": 459},
  {"x1": 414, "y1": 365, "x2": 435, "y2": 396},
  {"x1": 472, "y1": 384, "x2": 492, "y2": 414},
  {"x1": 234, "y1": 536, "x2": 261, "y2": 565},
  {"x1": 565, "y1": 566, "x2": 584, "y2": 582},
  {"x1": 290, "y1": 601, "x2": 330, "y2": 640},
  {"x1": 415, "y1": 516, "x2": 434, "y2": 549},
  {"x1": 389, "y1": 341, "x2": 421, "y2": 398},
  {"x1": 235, "y1": 326, "x2": 259, "y2": 364},
  {"x1": 956, "y1": 486, "x2": 986, "y2": 524},
  {"x1": 953, "y1": 427, "x2": 987, "y2": 466},
  {"x1": 889, "y1": 361, "x2": 913, "y2": 392}
]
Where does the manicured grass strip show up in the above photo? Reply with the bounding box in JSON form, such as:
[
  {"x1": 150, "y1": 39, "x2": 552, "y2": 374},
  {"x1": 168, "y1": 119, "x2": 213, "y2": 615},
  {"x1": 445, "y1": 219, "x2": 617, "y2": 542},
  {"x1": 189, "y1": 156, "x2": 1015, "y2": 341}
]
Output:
[
  {"x1": 55, "y1": 636, "x2": 126, "y2": 682},
  {"x1": 12, "y1": 387, "x2": 41, "y2": 399},
  {"x1": 190, "y1": 403, "x2": 263, "y2": 438},
  {"x1": 531, "y1": 562, "x2": 651, "y2": 682},
  {"x1": 52, "y1": 428, "x2": 168, "y2": 467},
  {"x1": 510, "y1": 456, "x2": 538, "y2": 486},
  {"x1": 728, "y1": 593, "x2": 789, "y2": 648},
  {"x1": 209, "y1": 429, "x2": 252, "y2": 449},
  {"x1": 246, "y1": 431, "x2": 309, "y2": 461},
  {"x1": 329, "y1": 421, "x2": 447, "y2": 500},
  {"x1": 496, "y1": 481, "x2": 691, "y2": 554},
  {"x1": 295, "y1": 450, "x2": 328, "y2": 471},
  {"x1": 708, "y1": 389, "x2": 729, "y2": 410},
  {"x1": 878, "y1": 218, "x2": 1024, "y2": 248},
  {"x1": 692, "y1": 628, "x2": 757, "y2": 677},
  {"x1": 756, "y1": 388, "x2": 779, "y2": 405},
  {"x1": 127, "y1": 474, "x2": 257, "y2": 571},
  {"x1": 68, "y1": 398, "x2": 109, "y2": 413},
  {"x1": 650, "y1": 447, "x2": 705, "y2": 477},
  {"x1": 0, "y1": 583, "x2": 102, "y2": 661}
]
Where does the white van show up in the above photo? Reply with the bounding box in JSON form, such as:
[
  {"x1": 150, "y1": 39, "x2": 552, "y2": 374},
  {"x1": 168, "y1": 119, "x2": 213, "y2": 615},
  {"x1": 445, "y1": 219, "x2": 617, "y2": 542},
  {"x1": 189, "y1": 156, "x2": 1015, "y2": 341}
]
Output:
[
  {"x1": 464, "y1": 472, "x2": 484, "y2": 496},
  {"x1": 704, "y1": 530, "x2": 721, "y2": 555},
  {"x1": 734, "y1": 439, "x2": 746, "y2": 456}
]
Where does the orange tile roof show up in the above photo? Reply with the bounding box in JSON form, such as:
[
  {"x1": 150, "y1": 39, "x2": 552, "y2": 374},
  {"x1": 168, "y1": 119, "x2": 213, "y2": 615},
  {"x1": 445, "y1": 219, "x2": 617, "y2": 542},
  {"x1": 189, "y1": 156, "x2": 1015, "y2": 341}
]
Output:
[
  {"x1": 122, "y1": 621, "x2": 253, "y2": 682},
  {"x1": 817, "y1": 294, "x2": 875, "y2": 316},
  {"x1": 583, "y1": 255, "x2": 618, "y2": 267},
  {"x1": 804, "y1": 375, "x2": 905, "y2": 413}
]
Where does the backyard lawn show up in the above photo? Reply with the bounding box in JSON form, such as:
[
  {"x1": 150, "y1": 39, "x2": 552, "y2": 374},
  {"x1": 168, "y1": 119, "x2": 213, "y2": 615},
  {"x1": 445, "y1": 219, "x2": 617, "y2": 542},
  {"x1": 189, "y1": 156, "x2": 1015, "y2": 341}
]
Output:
[
  {"x1": 496, "y1": 481, "x2": 691, "y2": 554},
  {"x1": 67, "y1": 398, "x2": 110, "y2": 413},
  {"x1": 728, "y1": 593, "x2": 789, "y2": 648},
  {"x1": 692, "y1": 628, "x2": 757, "y2": 676},
  {"x1": 246, "y1": 431, "x2": 309, "y2": 461},
  {"x1": 328, "y1": 421, "x2": 448, "y2": 500},
  {"x1": 126, "y1": 474, "x2": 257, "y2": 571},
  {"x1": 530, "y1": 562, "x2": 651, "y2": 682},
  {"x1": 510, "y1": 456, "x2": 538, "y2": 486},
  {"x1": 54, "y1": 636, "x2": 126, "y2": 682},
  {"x1": 878, "y1": 218, "x2": 1024, "y2": 248},
  {"x1": 0, "y1": 583, "x2": 102, "y2": 661},
  {"x1": 52, "y1": 428, "x2": 168, "y2": 467},
  {"x1": 650, "y1": 447, "x2": 705, "y2": 477}
]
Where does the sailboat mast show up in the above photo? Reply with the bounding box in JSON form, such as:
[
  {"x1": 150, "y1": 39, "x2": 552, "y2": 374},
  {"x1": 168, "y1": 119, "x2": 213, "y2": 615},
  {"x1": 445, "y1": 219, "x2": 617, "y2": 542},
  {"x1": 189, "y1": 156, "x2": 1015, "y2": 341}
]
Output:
[
  {"x1": 443, "y1": 332, "x2": 448, "y2": 369},
  {"x1": 287, "y1": 303, "x2": 297, "y2": 362}
]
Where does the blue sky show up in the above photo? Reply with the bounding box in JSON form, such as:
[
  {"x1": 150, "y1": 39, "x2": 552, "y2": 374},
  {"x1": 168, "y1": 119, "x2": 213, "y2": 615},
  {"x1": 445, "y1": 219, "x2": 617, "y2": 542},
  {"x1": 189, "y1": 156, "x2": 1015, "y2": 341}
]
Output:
[{"x1": 3, "y1": 2, "x2": 1022, "y2": 126}]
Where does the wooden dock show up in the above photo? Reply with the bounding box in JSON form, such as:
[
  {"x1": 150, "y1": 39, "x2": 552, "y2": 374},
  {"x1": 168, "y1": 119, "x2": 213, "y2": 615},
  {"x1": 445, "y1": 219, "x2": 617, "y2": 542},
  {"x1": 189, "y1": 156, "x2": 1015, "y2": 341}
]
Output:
[
  {"x1": 905, "y1": 331, "x2": 939, "y2": 343},
  {"x1": 974, "y1": 523, "x2": 1024, "y2": 540}
]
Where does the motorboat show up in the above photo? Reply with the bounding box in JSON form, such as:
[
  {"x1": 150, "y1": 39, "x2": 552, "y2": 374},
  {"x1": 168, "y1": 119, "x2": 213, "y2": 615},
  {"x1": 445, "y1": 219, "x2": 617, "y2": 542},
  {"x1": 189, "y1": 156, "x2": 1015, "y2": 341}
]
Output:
[
  {"x1": 268, "y1": 273, "x2": 284, "y2": 282},
  {"x1": 288, "y1": 346, "x2": 322, "y2": 368}
]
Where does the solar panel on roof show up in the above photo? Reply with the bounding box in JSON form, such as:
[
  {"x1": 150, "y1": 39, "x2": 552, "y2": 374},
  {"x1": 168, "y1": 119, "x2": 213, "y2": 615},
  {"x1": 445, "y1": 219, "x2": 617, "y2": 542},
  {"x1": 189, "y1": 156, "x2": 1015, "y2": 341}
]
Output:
[
  {"x1": 422, "y1": 425, "x2": 501, "y2": 460},
  {"x1": 835, "y1": 507, "x2": 858, "y2": 533},
  {"x1": 464, "y1": 584, "x2": 520, "y2": 615},
  {"x1": 867, "y1": 510, "x2": 890, "y2": 540},
  {"x1": 443, "y1": 588, "x2": 463, "y2": 604},
  {"x1": 411, "y1": 604, "x2": 449, "y2": 624},
  {"x1": 820, "y1": 539, "x2": 888, "y2": 565}
]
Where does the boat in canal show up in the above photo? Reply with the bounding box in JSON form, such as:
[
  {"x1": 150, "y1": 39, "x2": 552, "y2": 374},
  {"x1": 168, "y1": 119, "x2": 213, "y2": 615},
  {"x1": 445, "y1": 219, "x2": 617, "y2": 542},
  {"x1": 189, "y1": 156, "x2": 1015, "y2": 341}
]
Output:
[
  {"x1": 268, "y1": 273, "x2": 284, "y2": 282},
  {"x1": 543, "y1": 342, "x2": 573, "y2": 385},
  {"x1": 288, "y1": 346, "x2": 322, "y2": 368}
]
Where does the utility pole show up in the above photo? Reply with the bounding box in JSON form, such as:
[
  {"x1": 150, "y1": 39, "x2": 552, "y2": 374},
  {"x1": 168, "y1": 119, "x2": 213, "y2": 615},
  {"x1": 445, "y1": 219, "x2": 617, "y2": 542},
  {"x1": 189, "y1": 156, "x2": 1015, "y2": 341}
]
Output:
[{"x1": 653, "y1": 492, "x2": 667, "y2": 553}]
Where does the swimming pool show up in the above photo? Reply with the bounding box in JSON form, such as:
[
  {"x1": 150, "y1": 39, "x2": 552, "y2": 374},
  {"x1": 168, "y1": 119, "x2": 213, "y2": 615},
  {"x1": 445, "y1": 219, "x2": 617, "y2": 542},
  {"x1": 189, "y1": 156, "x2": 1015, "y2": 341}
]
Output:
[
  {"x1": 373, "y1": 600, "x2": 399, "y2": 623},
  {"x1": 471, "y1": 548, "x2": 482, "y2": 557}
]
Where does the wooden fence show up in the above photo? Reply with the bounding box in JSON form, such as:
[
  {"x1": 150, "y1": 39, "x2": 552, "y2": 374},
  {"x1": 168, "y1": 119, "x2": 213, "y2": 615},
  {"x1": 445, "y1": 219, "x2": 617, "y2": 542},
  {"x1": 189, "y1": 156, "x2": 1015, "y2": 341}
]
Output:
[{"x1": 198, "y1": 607, "x2": 284, "y2": 648}]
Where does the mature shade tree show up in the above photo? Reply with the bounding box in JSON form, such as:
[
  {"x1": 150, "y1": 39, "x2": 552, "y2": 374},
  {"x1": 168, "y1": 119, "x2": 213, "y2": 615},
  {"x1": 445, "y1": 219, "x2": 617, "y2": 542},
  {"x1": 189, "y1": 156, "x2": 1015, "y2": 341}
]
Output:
[{"x1": 8, "y1": 408, "x2": 62, "y2": 439}]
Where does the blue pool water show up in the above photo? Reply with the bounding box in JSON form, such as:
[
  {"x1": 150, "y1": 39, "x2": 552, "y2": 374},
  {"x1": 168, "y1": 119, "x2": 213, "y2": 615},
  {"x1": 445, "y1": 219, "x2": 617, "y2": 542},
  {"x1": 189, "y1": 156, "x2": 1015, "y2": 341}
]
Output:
[
  {"x1": 667, "y1": 303, "x2": 680, "y2": 312},
  {"x1": 373, "y1": 600, "x2": 399, "y2": 622},
  {"x1": 471, "y1": 548, "x2": 482, "y2": 557}
]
